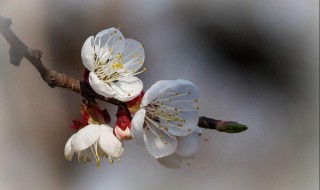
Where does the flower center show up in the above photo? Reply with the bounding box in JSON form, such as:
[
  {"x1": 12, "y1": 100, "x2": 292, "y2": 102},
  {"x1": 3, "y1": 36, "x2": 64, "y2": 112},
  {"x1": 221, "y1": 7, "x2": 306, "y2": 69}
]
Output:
[
  {"x1": 93, "y1": 32, "x2": 146, "y2": 84},
  {"x1": 78, "y1": 141, "x2": 119, "y2": 168},
  {"x1": 144, "y1": 91, "x2": 199, "y2": 134}
]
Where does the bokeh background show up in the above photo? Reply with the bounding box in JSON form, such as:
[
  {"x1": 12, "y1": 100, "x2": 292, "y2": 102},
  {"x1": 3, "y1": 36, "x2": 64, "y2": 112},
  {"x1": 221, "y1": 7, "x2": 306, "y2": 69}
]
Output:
[{"x1": 0, "y1": 0, "x2": 319, "y2": 189}]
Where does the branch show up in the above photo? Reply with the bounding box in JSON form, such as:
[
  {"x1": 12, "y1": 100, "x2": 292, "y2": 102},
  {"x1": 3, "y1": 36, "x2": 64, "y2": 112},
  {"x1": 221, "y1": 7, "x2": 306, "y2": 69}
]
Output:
[
  {"x1": 0, "y1": 15, "x2": 120, "y2": 105},
  {"x1": 0, "y1": 15, "x2": 247, "y2": 133}
]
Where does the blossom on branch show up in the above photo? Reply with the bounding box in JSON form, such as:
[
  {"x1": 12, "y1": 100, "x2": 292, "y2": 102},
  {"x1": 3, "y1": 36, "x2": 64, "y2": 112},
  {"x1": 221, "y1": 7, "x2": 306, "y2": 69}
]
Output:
[
  {"x1": 64, "y1": 102, "x2": 123, "y2": 167},
  {"x1": 131, "y1": 79, "x2": 200, "y2": 158},
  {"x1": 65, "y1": 124, "x2": 124, "y2": 167},
  {"x1": 81, "y1": 27, "x2": 146, "y2": 102}
]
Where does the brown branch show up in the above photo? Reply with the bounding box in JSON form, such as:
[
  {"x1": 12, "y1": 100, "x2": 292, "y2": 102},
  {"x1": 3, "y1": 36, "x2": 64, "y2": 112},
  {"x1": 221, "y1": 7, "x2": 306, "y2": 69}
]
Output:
[
  {"x1": 0, "y1": 15, "x2": 247, "y2": 133},
  {"x1": 0, "y1": 15, "x2": 120, "y2": 106}
]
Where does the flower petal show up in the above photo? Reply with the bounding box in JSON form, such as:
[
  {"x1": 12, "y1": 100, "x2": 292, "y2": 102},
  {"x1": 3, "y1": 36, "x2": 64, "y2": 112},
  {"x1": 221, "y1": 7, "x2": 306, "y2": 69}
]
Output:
[
  {"x1": 89, "y1": 72, "x2": 116, "y2": 97},
  {"x1": 64, "y1": 134, "x2": 75, "y2": 161},
  {"x1": 94, "y1": 28, "x2": 125, "y2": 62},
  {"x1": 72, "y1": 124, "x2": 100, "y2": 152},
  {"x1": 157, "y1": 154, "x2": 182, "y2": 169},
  {"x1": 142, "y1": 79, "x2": 198, "y2": 107},
  {"x1": 175, "y1": 131, "x2": 200, "y2": 159},
  {"x1": 110, "y1": 76, "x2": 143, "y2": 102},
  {"x1": 119, "y1": 39, "x2": 145, "y2": 74},
  {"x1": 99, "y1": 124, "x2": 124, "y2": 158},
  {"x1": 144, "y1": 124, "x2": 178, "y2": 158},
  {"x1": 131, "y1": 109, "x2": 146, "y2": 147},
  {"x1": 81, "y1": 36, "x2": 95, "y2": 71},
  {"x1": 142, "y1": 80, "x2": 180, "y2": 107}
]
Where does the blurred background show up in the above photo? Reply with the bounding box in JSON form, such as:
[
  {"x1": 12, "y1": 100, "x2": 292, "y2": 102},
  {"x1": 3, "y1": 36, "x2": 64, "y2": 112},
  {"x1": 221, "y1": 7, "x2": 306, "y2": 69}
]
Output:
[{"x1": 0, "y1": 0, "x2": 318, "y2": 189}]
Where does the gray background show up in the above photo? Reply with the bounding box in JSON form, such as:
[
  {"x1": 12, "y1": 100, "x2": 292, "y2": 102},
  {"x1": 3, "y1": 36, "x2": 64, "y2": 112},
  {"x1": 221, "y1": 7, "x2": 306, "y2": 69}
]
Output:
[{"x1": 0, "y1": 0, "x2": 319, "y2": 189}]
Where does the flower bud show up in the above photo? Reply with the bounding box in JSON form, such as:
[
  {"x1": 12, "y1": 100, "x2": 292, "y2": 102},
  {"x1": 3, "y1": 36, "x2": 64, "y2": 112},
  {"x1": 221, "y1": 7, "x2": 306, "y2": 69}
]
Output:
[{"x1": 114, "y1": 106, "x2": 132, "y2": 140}]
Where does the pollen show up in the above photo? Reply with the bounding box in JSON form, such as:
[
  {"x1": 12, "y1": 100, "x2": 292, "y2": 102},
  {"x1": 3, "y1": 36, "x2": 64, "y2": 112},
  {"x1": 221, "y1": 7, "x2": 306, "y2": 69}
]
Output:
[{"x1": 195, "y1": 99, "x2": 199, "y2": 102}]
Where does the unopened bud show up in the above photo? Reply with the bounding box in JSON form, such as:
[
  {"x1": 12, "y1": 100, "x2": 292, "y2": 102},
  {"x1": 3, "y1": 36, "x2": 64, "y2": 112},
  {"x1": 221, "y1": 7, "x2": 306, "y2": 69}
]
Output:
[{"x1": 215, "y1": 121, "x2": 248, "y2": 133}]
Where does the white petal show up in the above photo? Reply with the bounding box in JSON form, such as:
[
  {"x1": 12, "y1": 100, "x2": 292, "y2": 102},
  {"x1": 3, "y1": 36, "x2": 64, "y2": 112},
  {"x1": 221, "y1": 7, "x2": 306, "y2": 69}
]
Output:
[
  {"x1": 175, "y1": 132, "x2": 200, "y2": 159},
  {"x1": 142, "y1": 79, "x2": 199, "y2": 106},
  {"x1": 142, "y1": 80, "x2": 179, "y2": 107},
  {"x1": 157, "y1": 154, "x2": 182, "y2": 169},
  {"x1": 110, "y1": 76, "x2": 143, "y2": 102},
  {"x1": 120, "y1": 39, "x2": 145, "y2": 73},
  {"x1": 144, "y1": 124, "x2": 177, "y2": 158},
  {"x1": 98, "y1": 124, "x2": 124, "y2": 158},
  {"x1": 94, "y1": 28, "x2": 125, "y2": 61},
  {"x1": 81, "y1": 36, "x2": 95, "y2": 71},
  {"x1": 131, "y1": 109, "x2": 146, "y2": 147},
  {"x1": 72, "y1": 124, "x2": 100, "y2": 152},
  {"x1": 158, "y1": 79, "x2": 199, "y2": 110},
  {"x1": 89, "y1": 72, "x2": 116, "y2": 97},
  {"x1": 64, "y1": 134, "x2": 75, "y2": 161}
]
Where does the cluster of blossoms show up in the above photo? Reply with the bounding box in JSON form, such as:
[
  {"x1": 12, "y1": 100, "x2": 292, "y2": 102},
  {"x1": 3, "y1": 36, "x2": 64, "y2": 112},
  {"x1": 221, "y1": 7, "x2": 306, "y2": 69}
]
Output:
[{"x1": 65, "y1": 28, "x2": 202, "y2": 168}]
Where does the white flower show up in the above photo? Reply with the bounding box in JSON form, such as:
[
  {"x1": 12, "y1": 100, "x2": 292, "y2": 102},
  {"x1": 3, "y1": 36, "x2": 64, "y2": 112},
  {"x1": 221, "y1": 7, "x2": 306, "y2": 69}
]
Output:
[
  {"x1": 64, "y1": 124, "x2": 124, "y2": 166},
  {"x1": 157, "y1": 128, "x2": 202, "y2": 169},
  {"x1": 131, "y1": 79, "x2": 200, "y2": 158},
  {"x1": 81, "y1": 27, "x2": 145, "y2": 102}
]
